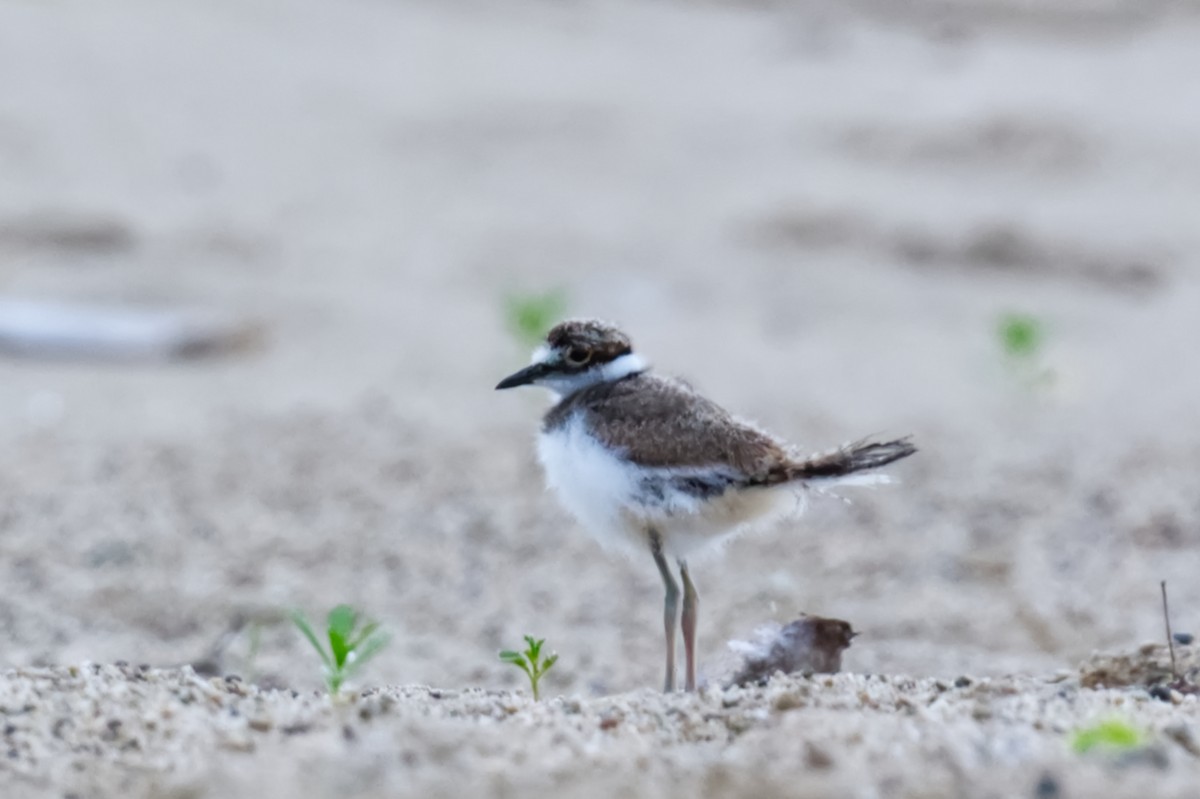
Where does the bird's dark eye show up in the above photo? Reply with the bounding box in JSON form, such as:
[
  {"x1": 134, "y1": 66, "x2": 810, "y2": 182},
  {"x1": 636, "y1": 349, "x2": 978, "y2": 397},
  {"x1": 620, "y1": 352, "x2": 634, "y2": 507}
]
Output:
[{"x1": 564, "y1": 347, "x2": 591, "y2": 366}]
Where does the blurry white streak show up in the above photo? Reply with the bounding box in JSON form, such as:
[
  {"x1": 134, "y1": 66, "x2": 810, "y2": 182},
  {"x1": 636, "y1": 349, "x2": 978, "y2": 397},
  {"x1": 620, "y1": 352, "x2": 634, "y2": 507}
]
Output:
[{"x1": 0, "y1": 298, "x2": 260, "y2": 362}]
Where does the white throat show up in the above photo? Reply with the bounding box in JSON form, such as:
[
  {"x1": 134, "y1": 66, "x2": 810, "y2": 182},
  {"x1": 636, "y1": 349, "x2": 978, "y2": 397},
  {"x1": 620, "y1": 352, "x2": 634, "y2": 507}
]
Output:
[{"x1": 537, "y1": 352, "x2": 647, "y2": 397}]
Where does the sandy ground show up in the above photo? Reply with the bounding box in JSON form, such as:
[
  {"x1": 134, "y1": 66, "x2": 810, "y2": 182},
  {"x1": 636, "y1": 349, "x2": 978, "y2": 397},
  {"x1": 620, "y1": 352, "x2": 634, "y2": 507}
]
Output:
[
  {"x1": 3, "y1": 656, "x2": 1200, "y2": 799},
  {"x1": 2, "y1": 0, "x2": 1200, "y2": 795}
]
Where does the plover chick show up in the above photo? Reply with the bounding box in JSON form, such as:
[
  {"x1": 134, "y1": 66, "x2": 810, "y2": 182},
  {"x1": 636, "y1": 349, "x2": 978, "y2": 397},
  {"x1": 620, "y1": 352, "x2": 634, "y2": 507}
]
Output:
[{"x1": 496, "y1": 319, "x2": 915, "y2": 692}]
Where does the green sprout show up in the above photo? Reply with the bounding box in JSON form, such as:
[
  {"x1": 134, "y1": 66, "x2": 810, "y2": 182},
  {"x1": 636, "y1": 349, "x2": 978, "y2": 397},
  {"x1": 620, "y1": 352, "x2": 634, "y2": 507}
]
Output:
[
  {"x1": 499, "y1": 635, "x2": 558, "y2": 701},
  {"x1": 505, "y1": 290, "x2": 567, "y2": 348},
  {"x1": 1071, "y1": 719, "x2": 1144, "y2": 754},
  {"x1": 290, "y1": 605, "x2": 390, "y2": 695},
  {"x1": 997, "y1": 312, "x2": 1056, "y2": 388},
  {"x1": 998, "y1": 313, "x2": 1042, "y2": 359}
]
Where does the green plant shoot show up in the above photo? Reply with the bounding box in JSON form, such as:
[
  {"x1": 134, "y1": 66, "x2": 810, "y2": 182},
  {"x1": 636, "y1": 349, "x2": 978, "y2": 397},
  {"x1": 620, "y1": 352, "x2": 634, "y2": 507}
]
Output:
[
  {"x1": 1071, "y1": 719, "x2": 1144, "y2": 754},
  {"x1": 499, "y1": 635, "x2": 558, "y2": 701},
  {"x1": 998, "y1": 313, "x2": 1042, "y2": 359},
  {"x1": 291, "y1": 604, "x2": 390, "y2": 695},
  {"x1": 505, "y1": 290, "x2": 567, "y2": 348}
]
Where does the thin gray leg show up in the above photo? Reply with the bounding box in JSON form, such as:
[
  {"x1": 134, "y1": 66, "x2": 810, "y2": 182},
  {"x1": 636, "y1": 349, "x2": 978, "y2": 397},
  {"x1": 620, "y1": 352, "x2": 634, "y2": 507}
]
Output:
[
  {"x1": 679, "y1": 559, "x2": 699, "y2": 692},
  {"x1": 650, "y1": 530, "x2": 679, "y2": 692}
]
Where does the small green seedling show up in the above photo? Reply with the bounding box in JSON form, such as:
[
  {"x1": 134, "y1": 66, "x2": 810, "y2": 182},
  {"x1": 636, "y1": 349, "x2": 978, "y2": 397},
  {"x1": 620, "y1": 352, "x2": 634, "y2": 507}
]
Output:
[
  {"x1": 997, "y1": 312, "x2": 1056, "y2": 389},
  {"x1": 291, "y1": 604, "x2": 390, "y2": 695},
  {"x1": 505, "y1": 290, "x2": 567, "y2": 348},
  {"x1": 1071, "y1": 719, "x2": 1143, "y2": 754},
  {"x1": 499, "y1": 635, "x2": 558, "y2": 701},
  {"x1": 998, "y1": 313, "x2": 1043, "y2": 359}
]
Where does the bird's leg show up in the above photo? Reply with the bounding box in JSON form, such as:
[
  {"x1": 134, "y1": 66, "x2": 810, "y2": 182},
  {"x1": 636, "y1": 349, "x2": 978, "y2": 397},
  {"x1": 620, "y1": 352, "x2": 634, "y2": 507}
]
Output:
[
  {"x1": 649, "y1": 530, "x2": 679, "y2": 692},
  {"x1": 678, "y1": 559, "x2": 699, "y2": 692}
]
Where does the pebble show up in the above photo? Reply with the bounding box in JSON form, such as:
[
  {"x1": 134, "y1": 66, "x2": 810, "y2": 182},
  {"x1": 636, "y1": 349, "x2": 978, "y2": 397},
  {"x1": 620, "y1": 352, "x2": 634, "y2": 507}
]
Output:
[{"x1": 1034, "y1": 773, "x2": 1061, "y2": 799}]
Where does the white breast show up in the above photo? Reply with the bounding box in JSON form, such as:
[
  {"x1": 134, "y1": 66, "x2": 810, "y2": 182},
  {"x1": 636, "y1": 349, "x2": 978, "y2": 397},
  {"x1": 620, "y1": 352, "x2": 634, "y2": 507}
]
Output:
[{"x1": 537, "y1": 414, "x2": 648, "y2": 554}]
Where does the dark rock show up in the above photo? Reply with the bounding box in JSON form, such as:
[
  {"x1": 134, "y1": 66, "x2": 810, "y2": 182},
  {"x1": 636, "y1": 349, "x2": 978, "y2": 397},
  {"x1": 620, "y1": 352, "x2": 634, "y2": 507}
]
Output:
[{"x1": 1034, "y1": 772, "x2": 1060, "y2": 799}]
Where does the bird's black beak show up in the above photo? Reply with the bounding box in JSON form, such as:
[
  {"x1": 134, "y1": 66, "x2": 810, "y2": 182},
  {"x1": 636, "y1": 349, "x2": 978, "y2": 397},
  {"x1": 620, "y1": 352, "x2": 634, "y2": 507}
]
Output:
[{"x1": 495, "y1": 362, "x2": 552, "y2": 390}]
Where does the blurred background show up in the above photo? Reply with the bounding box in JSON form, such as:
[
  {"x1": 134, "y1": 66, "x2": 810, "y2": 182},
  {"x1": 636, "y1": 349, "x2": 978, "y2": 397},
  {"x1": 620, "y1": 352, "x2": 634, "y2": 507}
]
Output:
[{"x1": 1, "y1": 0, "x2": 1199, "y2": 694}]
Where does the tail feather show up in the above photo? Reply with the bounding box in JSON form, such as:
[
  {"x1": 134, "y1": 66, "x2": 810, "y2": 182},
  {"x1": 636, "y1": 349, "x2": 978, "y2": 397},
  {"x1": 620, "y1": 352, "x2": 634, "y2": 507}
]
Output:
[{"x1": 785, "y1": 437, "x2": 916, "y2": 481}]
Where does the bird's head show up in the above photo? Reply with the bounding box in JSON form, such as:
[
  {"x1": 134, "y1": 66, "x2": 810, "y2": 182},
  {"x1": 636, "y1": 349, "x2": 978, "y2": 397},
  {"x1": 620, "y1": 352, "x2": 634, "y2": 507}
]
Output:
[{"x1": 495, "y1": 319, "x2": 647, "y2": 396}]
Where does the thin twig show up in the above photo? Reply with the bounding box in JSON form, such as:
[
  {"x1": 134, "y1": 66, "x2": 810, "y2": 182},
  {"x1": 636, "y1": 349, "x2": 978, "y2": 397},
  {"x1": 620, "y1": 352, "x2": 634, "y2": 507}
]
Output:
[{"x1": 1162, "y1": 580, "x2": 1178, "y2": 680}]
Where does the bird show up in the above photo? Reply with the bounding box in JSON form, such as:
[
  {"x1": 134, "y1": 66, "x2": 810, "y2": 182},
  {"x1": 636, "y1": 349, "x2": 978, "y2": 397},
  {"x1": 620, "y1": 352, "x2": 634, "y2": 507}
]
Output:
[{"x1": 495, "y1": 319, "x2": 915, "y2": 692}]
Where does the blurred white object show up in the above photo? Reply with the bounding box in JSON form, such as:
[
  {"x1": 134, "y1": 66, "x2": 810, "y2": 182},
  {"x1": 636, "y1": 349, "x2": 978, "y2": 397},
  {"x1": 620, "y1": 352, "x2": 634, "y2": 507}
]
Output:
[{"x1": 0, "y1": 298, "x2": 259, "y2": 361}]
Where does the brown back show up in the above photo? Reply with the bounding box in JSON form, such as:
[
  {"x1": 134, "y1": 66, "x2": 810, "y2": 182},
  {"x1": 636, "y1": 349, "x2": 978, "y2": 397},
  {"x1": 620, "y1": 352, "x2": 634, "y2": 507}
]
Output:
[{"x1": 543, "y1": 372, "x2": 792, "y2": 480}]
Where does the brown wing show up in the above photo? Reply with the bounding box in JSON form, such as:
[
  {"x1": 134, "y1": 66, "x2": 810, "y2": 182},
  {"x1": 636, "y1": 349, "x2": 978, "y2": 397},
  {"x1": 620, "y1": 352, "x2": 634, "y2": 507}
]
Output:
[{"x1": 545, "y1": 373, "x2": 792, "y2": 480}]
